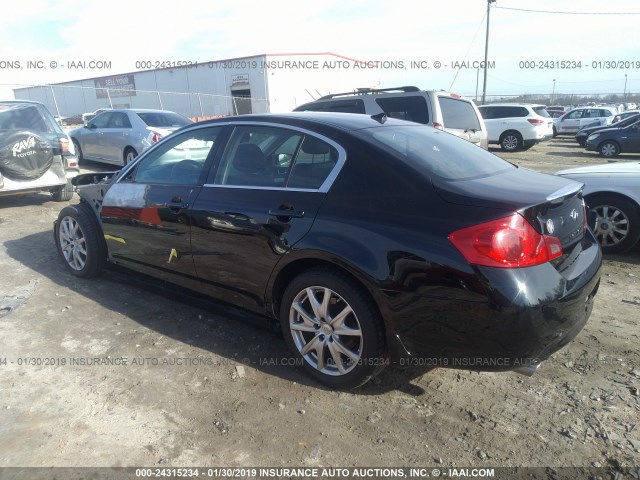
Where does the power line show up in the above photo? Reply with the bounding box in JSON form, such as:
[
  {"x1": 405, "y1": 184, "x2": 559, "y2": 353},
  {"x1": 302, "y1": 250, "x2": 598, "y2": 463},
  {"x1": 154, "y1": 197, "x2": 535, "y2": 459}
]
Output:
[
  {"x1": 448, "y1": 10, "x2": 487, "y2": 91},
  {"x1": 495, "y1": 6, "x2": 640, "y2": 15}
]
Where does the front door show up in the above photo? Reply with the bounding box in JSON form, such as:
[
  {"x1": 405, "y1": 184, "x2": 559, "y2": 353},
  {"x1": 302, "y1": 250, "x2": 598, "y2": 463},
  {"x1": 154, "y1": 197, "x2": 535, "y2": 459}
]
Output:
[{"x1": 100, "y1": 126, "x2": 224, "y2": 282}]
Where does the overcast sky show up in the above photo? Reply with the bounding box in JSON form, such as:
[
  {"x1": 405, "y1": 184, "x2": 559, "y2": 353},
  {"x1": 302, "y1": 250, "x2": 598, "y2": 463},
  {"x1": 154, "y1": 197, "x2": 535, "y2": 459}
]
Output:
[{"x1": 1, "y1": 0, "x2": 639, "y2": 101}]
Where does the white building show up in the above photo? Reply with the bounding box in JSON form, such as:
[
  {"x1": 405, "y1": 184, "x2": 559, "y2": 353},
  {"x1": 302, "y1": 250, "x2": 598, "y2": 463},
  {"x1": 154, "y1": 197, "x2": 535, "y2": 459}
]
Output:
[{"x1": 13, "y1": 53, "x2": 385, "y2": 120}]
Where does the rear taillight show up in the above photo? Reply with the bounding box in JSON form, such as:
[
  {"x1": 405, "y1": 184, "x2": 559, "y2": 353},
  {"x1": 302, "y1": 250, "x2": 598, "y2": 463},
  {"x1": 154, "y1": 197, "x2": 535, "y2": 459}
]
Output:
[
  {"x1": 151, "y1": 133, "x2": 163, "y2": 143},
  {"x1": 527, "y1": 118, "x2": 545, "y2": 126},
  {"x1": 432, "y1": 122, "x2": 444, "y2": 130},
  {"x1": 448, "y1": 213, "x2": 562, "y2": 268}
]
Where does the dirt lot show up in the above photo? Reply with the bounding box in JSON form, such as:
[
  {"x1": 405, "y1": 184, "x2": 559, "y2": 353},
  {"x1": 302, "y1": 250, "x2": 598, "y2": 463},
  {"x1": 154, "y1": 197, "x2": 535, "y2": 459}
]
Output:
[{"x1": 1, "y1": 137, "x2": 639, "y2": 471}]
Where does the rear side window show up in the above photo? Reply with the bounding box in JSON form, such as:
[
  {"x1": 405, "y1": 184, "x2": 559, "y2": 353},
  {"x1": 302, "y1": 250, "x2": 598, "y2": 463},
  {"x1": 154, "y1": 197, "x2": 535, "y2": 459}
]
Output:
[
  {"x1": 357, "y1": 125, "x2": 512, "y2": 181},
  {"x1": 288, "y1": 136, "x2": 339, "y2": 189},
  {"x1": 374, "y1": 96, "x2": 429, "y2": 124},
  {"x1": 437, "y1": 97, "x2": 481, "y2": 130}
]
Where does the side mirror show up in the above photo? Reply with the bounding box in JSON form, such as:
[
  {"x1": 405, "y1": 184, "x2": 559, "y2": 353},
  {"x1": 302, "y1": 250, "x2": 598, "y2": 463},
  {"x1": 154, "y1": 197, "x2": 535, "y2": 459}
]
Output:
[{"x1": 87, "y1": 123, "x2": 97, "y2": 129}]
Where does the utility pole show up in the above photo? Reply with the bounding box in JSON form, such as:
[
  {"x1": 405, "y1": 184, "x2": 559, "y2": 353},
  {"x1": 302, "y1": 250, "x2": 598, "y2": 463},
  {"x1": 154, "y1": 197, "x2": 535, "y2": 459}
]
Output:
[
  {"x1": 481, "y1": 0, "x2": 496, "y2": 105},
  {"x1": 623, "y1": 74, "x2": 628, "y2": 107},
  {"x1": 551, "y1": 79, "x2": 556, "y2": 105},
  {"x1": 475, "y1": 67, "x2": 480, "y2": 102}
]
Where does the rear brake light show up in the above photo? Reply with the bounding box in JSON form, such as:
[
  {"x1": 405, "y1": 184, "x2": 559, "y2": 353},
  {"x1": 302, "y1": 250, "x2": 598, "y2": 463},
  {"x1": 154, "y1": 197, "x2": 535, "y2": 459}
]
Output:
[
  {"x1": 527, "y1": 118, "x2": 545, "y2": 125},
  {"x1": 448, "y1": 213, "x2": 562, "y2": 268},
  {"x1": 432, "y1": 122, "x2": 444, "y2": 130},
  {"x1": 450, "y1": 93, "x2": 461, "y2": 99},
  {"x1": 151, "y1": 133, "x2": 163, "y2": 142}
]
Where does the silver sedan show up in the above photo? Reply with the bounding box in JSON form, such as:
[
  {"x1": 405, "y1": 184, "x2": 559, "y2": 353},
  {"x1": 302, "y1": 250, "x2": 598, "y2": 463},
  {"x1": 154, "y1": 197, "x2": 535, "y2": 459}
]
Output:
[
  {"x1": 69, "y1": 109, "x2": 192, "y2": 166},
  {"x1": 557, "y1": 162, "x2": 640, "y2": 253}
]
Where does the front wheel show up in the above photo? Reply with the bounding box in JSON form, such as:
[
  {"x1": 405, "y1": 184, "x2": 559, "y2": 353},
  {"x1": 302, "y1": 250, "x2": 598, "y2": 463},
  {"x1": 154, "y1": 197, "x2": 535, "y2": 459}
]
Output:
[
  {"x1": 588, "y1": 194, "x2": 640, "y2": 254},
  {"x1": 280, "y1": 269, "x2": 386, "y2": 389},
  {"x1": 598, "y1": 141, "x2": 620, "y2": 158},
  {"x1": 500, "y1": 131, "x2": 522, "y2": 151},
  {"x1": 55, "y1": 202, "x2": 106, "y2": 277}
]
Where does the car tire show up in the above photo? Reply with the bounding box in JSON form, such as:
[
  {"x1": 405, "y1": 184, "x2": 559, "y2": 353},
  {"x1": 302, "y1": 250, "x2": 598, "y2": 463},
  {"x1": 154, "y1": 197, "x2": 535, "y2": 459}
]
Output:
[
  {"x1": 587, "y1": 194, "x2": 640, "y2": 254},
  {"x1": 499, "y1": 131, "x2": 522, "y2": 151},
  {"x1": 51, "y1": 179, "x2": 73, "y2": 202},
  {"x1": 280, "y1": 268, "x2": 386, "y2": 389},
  {"x1": 55, "y1": 202, "x2": 106, "y2": 277},
  {"x1": 72, "y1": 139, "x2": 83, "y2": 164},
  {"x1": 552, "y1": 126, "x2": 558, "y2": 138},
  {"x1": 598, "y1": 141, "x2": 620, "y2": 158},
  {"x1": 123, "y1": 147, "x2": 137, "y2": 165}
]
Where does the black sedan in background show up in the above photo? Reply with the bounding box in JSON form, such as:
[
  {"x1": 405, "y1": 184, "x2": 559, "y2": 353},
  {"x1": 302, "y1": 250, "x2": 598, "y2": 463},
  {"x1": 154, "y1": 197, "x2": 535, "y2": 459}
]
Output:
[
  {"x1": 54, "y1": 113, "x2": 602, "y2": 388},
  {"x1": 586, "y1": 119, "x2": 640, "y2": 157},
  {"x1": 576, "y1": 113, "x2": 640, "y2": 147}
]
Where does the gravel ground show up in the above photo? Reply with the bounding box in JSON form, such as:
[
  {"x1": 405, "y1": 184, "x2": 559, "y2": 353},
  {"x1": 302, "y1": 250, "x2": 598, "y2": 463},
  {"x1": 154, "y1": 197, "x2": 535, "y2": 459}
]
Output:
[{"x1": 1, "y1": 138, "x2": 639, "y2": 471}]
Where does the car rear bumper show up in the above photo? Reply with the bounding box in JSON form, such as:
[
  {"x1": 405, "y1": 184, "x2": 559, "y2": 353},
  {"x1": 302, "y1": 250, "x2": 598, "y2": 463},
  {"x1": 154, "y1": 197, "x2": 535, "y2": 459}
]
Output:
[{"x1": 386, "y1": 230, "x2": 602, "y2": 371}]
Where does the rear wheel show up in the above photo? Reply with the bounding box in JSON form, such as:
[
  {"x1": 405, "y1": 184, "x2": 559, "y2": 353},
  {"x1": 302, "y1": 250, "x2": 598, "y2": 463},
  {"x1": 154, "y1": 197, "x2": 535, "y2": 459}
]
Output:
[
  {"x1": 55, "y1": 202, "x2": 106, "y2": 277},
  {"x1": 51, "y1": 179, "x2": 73, "y2": 202},
  {"x1": 500, "y1": 131, "x2": 522, "y2": 151},
  {"x1": 552, "y1": 126, "x2": 558, "y2": 138},
  {"x1": 588, "y1": 194, "x2": 640, "y2": 253},
  {"x1": 280, "y1": 268, "x2": 386, "y2": 389},
  {"x1": 598, "y1": 141, "x2": 620, "y2": 158},
  {"x1": 123, "y1": 147, "x2": 138, "y2": 165}
]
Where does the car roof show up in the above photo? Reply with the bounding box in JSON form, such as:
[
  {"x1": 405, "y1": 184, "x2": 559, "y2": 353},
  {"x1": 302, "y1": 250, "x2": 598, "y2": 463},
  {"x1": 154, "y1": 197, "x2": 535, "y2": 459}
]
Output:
[
  {"x1": 103, "y1": 108, "x2": 177, "y2": 114},
  {"x1": 479, "y1": 103, "x2": 545, "y2": 107},
  {"x1": 192, "y1": 112, "x2": 423, "y2": 131},
  {"x1": 0, "y1": 100, "x2": 46, "y2": 107}
]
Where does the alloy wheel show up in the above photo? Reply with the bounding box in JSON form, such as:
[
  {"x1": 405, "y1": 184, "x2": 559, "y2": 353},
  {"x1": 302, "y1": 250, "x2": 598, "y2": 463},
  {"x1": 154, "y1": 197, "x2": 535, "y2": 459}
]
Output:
[
  {"x1": 593, "y1": 205, "x2": 629, "y2": 247},
  {"x1": 289, "y1": 286, "x2": 363, "y2": 376},
  {"x1": 58, "y1": 216, "x2": 87, "y2": 271}
]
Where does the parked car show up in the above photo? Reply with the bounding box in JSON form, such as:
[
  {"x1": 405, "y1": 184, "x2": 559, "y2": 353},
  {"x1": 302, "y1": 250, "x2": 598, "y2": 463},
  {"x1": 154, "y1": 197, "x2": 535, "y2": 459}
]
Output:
[
  {"x1": 477, "y1": 103, "x2": 553, "y2": 151},
  {"x1": 576, "y1": 113, "x2": 640, "y2": 146},
  {"x1": 554, "y1": 107, "x2": 617, "y2": 137},
  {"x1": 54, "y1": 112, "x2": 602, "y2": 388},
  {"x1": 69, "y1": 109, "x2": 193, "y2": 166},
  {"x1": 612, "y1": 110, "x2": 640, "y2": 123},
  {"x1": 0, "y1": 100, "x2": 79, "y2": 201},
  {"x1": 585, "y1": 118, "x2": 640, "y2": 158},
  {"x1": 547, "y1": 109, "x2": 566, "y2": 119},
  {"x1": 557, "y1": 162, "x2": 640, "y2": 253},
  {"x1": 293, "y1": 86, "x2": 488, "y2": 149}
]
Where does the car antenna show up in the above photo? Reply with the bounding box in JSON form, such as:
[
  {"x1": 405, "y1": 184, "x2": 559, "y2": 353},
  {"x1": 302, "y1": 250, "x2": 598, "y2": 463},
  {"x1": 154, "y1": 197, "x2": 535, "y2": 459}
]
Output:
[{"x1": 371, "y1": 112, "x2": 387, "y2": 124}]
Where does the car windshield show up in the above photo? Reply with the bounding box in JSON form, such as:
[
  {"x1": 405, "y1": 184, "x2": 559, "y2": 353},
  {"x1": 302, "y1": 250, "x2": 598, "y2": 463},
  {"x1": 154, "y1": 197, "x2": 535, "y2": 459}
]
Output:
[
  {"x1": 533, "y1": 107, "x2": 550, "y2": 118},
  {"x1": 356, "y1": 125, "x2": 513, "y2": 181},
  {"x1": 136, "y1": 112, "x2": 192, "y2": 128}
]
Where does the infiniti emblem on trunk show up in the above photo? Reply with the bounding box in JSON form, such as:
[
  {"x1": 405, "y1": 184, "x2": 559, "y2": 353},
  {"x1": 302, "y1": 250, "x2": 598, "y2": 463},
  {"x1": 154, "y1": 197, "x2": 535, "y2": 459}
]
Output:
[
  {"x1": 570, "y1": 209, "x2": 579, "y2": 221},
  {"x1": 546, "y1": 219, "x2": 555, "y2": 234}
]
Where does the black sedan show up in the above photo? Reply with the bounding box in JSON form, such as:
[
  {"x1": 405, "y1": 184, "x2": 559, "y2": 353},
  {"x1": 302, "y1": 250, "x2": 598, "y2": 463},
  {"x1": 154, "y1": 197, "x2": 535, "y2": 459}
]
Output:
[
  {"x1": 576, "y1": 113, "x2": 640, "y2": 147},
  {"x1": 54, "y1": 113, "x2": 602, "y2": 388},
  {"x1": 586, "y1": 119, "x2": 640, "y2": 157}
]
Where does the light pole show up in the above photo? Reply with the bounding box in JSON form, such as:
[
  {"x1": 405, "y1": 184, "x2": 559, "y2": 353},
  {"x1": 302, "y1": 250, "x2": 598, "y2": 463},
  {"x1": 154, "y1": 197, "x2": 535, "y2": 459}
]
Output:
[
  {"x1": 481, "y1": 0, "x2": 496, "y2": 105},
  {"x1": 623, "y1": 74, "x2": 628, "y2": 107},
  {"x1": 551, "y1": 79, "x2": 556, "y2": 105},
  {"x1": 475, "y1": 67, "x2": 480, "y2": 102}
]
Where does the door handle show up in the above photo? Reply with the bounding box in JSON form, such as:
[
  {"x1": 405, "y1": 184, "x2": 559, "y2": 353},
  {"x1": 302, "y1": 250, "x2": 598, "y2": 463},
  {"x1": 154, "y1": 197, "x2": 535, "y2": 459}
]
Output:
[{"x1": 268, "y1": 208, "x2": 305, "y2": 219}]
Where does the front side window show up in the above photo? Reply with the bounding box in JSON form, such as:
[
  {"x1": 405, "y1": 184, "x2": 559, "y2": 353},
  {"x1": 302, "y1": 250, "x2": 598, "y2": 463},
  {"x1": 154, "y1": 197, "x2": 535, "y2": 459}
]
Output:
[
  {"x1": 565, "y1": 110, "x2": 583, "y2": 119},
  {"x1": 91, "y1": 112, "x2": 112, "y2": 128},
  {"x1": 437, "y1": 97, "x2": 481, "y2": 130},
  {"x1": 108, "y1": 112, "x2": 132, "y2": 129},
  {"x1": 129, "y1": 127, "x2": 221, "y2": 185}
]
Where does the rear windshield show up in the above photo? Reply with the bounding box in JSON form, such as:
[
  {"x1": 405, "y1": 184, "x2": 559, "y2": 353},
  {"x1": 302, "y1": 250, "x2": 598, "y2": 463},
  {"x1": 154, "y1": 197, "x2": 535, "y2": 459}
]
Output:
[
  {"x1": 533, "y1": 106, "x2": 550, "y2": 118},
  {"x1": 0, "y1": 103, "x2": 60, "y2": 134},
  {"x1": 136, "y1": 112, "x2": 192, "y2": 128},
  {"x1": 437, "y1": 97, "x2": 481, "y2": 130},
  {"x1": 356, "y1": 125, "x2": 512, "y2": 181},
  {"x1": 374, "y1": 96, "x2": 430, "y2": 124}
]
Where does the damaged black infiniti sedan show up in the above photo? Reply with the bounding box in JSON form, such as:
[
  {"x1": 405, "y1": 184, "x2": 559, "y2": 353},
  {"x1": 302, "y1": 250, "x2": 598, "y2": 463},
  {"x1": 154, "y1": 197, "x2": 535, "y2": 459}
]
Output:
[{"x1": 54, "y1": 113, "x2": 602, "y2": 388}]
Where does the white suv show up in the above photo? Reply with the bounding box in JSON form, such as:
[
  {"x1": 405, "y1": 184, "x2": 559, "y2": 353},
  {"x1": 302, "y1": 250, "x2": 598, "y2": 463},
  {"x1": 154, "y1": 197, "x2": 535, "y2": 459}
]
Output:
[
  {"x1": 477, "y1": 103, "x2": 553, "y2": 151},
  {"x1": 294, "y1": 86, "x2": 488, "y2": 149},
  {"x1": 554, "y1": 107, "x2": 616, "y2": 137}
]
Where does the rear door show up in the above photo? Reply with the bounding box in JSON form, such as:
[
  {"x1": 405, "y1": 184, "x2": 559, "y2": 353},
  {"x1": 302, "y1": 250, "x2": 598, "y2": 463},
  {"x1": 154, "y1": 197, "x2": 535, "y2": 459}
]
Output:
[
  {"x1": 100, "y1": 126, "x2": 224, "y2": 282},
  {"x1": 189, "y1": 123, "x2": 344, "y2": 311}
]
